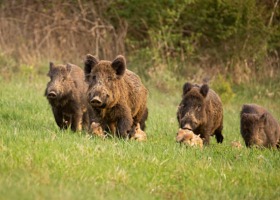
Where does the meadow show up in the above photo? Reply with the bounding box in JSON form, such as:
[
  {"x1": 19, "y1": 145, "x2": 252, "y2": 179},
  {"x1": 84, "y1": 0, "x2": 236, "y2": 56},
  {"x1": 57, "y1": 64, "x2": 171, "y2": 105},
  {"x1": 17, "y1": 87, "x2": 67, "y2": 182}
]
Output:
[{"x1": 0, "y1": 73, "x2": 280, "y2": 200}]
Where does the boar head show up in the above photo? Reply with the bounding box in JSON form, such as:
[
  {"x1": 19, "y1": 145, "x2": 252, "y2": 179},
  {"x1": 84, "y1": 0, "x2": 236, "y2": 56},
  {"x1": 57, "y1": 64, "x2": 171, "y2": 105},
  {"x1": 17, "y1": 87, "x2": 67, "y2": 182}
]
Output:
[
  {"x1": 177, "y1": 82, "x2": 209, "y2": 131},
  {"x1": 84, "y1": 54, "x2": 126, "y2": 109},
  {"x1": 241, "y1": 113, "x2": 267, "y2": 146},
  {"x1": 45, "y1": 62, "x2": 73, "y2": 100}
]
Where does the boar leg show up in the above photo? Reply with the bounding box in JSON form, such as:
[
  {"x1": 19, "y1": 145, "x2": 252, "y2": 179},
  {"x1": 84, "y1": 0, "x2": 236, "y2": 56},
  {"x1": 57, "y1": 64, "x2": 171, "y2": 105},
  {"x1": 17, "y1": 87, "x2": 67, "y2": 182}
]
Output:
[
  {"x1": 111, "y1": 105, "x2": 133, "y2": 138},
  {"x1": 71, "y1": 111, "x2": 83, "y2": 132},
  {"x1": 63, "y1": 114, "x2": 71, "y2": 129},
  {"x1": 276, "y1": 131, "x2": 280, "y2": 148},
  {"x1": 108, "y1": 122, "x2": 117, "y2": 136},
  {"x1": 214, "y1": 126, "x2": 224, "y2": 143},
  {"x1": 82, "y1": 111, "x2": 90, "y2": 131},
  {"x1": 129, "y1": 107, "x2": 148, "y2": 138},
  {"x1": 128, "y1": 124, "x2": 137, "y2": 138},
  {"x1": 203, "y1": 136, "x2": 210, "y2": 145},
  {"x1": 244, "y1": 140, "x2": 251, "y2": 147},
  {"x1": 134, "y1": 106, "x2": 148, "y2": 131},
  {"x1": 52, "y1": 107, "x2": 66, "y2": 130},
  {"x1": 116, "y1": 117, "x2": 133, "y2": 138}
]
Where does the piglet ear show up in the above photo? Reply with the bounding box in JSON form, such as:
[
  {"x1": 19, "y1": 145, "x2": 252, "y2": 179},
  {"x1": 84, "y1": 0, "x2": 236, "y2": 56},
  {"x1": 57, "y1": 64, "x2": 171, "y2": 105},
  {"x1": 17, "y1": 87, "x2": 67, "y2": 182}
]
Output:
[
  {"x1": 84, "y1": 54, "x2": 99, "y2": 75},
  {"x1": 112, "y1": 55, "x2": 126, "y2": 77},
  {"x1": 182, "y1": 82, "x2": 193, "y2": 95},
  {"x1": 200, "y1": 84, "x2": 209, "y2": 97}
]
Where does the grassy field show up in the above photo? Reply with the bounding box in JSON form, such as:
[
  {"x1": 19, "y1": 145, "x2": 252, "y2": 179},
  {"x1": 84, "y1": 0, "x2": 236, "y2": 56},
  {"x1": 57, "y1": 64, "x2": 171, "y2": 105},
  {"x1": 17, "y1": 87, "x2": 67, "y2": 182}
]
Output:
[{"x1": 0, "y1": 74, "x2": 280, "y2": 200}]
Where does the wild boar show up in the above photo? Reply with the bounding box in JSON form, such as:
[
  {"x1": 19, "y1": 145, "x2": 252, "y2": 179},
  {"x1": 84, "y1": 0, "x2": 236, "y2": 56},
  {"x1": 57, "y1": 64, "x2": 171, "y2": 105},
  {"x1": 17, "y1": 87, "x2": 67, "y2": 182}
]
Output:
[
  {"x1": 240, "y1": 104, "x2": 280, "y2": 148},
  {"x1": 84, "y1": 54, "x2": 148, "y2": 138},
  {"x1": 45, "y1": 62, "x2": 93, "y2": 132},
  {"x1": 177, "y1": 82, "x2": 224, "y2": 145}
]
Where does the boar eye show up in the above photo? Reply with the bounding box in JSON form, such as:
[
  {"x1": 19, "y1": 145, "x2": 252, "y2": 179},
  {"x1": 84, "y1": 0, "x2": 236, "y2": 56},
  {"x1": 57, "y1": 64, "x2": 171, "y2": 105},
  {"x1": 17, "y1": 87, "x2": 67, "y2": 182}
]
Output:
[
  {"x1": 108, "y1": 76, "x2": 113, "y2": 81},
  {"x1": 92, "y1": 75, "x2": 97, "y2": 81}
]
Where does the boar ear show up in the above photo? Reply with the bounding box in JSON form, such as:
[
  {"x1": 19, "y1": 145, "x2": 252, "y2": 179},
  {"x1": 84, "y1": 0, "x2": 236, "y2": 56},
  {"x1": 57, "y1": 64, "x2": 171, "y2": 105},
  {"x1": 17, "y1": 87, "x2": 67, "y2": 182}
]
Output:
[
  {"x1": 182, "y1": 82, "x2": 193, "y2": 95},
  {"x1": 48, "y1": 62, "x2": 55, "y2": 76},
  {"x1": 112, "y1": 55, "x2": 126, "y2": 77},
  {"x1": 84, "y1": 54, "x2": 99, "y2": 75},
  {"x1": 49, "y1": 62, "x2": 55, "y2": 70},
  {"x1": 66, "y1": 63, "x2": 72, "y2": 73},
  {"x1": 241, "y1": 113, "x2": 250, "y2": 121},
  {"x1": 259, "y1": 113, "x2": 267, "y2": 123},
  {"x1": 200, "y1": 84, "x2": 209, "y2": 97}
]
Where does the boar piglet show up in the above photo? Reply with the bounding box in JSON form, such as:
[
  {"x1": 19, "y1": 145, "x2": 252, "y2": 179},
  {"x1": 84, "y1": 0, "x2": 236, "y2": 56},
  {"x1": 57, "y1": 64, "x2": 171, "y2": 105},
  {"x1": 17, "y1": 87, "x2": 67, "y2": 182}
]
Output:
[
  {"x1": 84, "y1": 54, "x2": 148, "y2": 138},
  {"x1": 177, "y1": 82, "x2": 224, "y2": 145},
  {"x1": 45, "y1": 62, "x2": 93, "y2": 132},
  {"x1": 240, "y1": 104, "x2": 280, "y2": 148},
  {"x1": 176, "y1": 128, "x2": 203, "y2": 148}
]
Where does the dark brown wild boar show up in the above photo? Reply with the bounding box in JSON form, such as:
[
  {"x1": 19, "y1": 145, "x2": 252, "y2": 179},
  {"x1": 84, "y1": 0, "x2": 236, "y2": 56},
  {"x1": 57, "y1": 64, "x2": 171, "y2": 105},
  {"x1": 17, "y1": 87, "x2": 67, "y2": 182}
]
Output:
[
  {"x1": 84, "y1": 54, "x2": 148, "y2": 138},
  {"x1": 45, "y1": 62, "x2": 93, "y2": 132},
  {"x1": 240, "y1": 104, "x2": 280, "y2": 148},
  {"x1": 177, "y1": 82, "x2": 223, "y2": 145}
]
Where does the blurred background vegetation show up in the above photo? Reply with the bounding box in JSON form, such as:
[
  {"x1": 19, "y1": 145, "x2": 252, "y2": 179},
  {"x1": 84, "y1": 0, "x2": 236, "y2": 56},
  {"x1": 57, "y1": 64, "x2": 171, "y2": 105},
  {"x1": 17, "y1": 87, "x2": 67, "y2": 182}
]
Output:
[{"x1": 0, "y1": 0, "x2": 279, "y2": 92}]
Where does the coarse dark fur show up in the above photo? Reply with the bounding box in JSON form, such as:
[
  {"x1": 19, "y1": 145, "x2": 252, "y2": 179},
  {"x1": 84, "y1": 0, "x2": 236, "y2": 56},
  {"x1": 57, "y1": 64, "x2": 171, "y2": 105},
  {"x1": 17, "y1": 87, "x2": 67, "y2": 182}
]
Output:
[
  {"x1": 45, "y1": 62, "x2": 93, "y2": 132},
  {"x1": 177, "y1": 82, "x2": 224, "y2": 145},
  {"x1": 240, "y1": 104, "x2": 280, "y2": 148},
  {"x1": 84, "y1": 54, "x2": 148, "y2": 138}
]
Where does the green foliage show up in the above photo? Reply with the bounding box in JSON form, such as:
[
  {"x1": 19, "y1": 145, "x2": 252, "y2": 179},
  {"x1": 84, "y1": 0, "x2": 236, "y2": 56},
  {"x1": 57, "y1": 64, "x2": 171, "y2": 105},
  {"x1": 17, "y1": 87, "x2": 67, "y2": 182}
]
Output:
[
  {"x1": 108, "y1": 0, "x2": 194, "y2": 40},
  {"x1": 268, "y1": 22, "x2": 280, "y2": 53},
  {"x1": 109, "y1": 0, "x2": 280, "y2": 80},
  {"x1": 212, "y1": 75, "x2": 235, "y2": 104},
  {"x1": 0, "y1": 0, "x2": 279, "y2": 82}
]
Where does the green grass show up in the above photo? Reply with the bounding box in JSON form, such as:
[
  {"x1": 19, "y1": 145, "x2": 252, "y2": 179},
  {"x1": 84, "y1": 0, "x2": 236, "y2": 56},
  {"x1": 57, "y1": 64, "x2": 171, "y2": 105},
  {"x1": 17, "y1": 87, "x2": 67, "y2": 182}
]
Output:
[{"x1": 0, "y1": 75, "x2": 280, "y2": 200}]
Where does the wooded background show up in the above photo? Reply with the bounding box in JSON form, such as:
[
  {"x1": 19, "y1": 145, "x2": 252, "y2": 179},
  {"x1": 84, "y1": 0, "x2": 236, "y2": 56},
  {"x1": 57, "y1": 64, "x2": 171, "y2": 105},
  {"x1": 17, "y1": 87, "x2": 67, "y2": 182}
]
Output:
[{"x1": 0, "y1": 0, "x2": 279, "y2": 83}]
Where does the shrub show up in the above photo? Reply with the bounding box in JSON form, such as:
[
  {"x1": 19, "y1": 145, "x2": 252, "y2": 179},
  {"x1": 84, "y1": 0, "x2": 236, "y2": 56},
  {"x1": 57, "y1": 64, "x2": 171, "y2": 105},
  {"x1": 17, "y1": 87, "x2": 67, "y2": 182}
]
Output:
[{"x1": 211, "y1": 74, "x2": 235, "y2": 104}]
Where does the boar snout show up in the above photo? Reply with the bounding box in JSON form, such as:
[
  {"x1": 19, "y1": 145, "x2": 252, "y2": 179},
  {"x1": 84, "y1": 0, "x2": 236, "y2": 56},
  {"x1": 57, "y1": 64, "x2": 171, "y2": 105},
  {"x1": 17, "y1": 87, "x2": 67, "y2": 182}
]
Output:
[
  {"x1": 47, "y1": 91, "x2": 57, "y2": 99},
  {"x1": 88, "y1": 89, "x2": 110, "y2": 108},
  {"x1": 182, "y1": 124, "x2": 192, "y2": 130},
  {"x1": 90, "y1": 96, "x2": 102, "y2": 107},
  {"x1": 180, "y1": 115, "x2": 199, "y2": 131}
]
